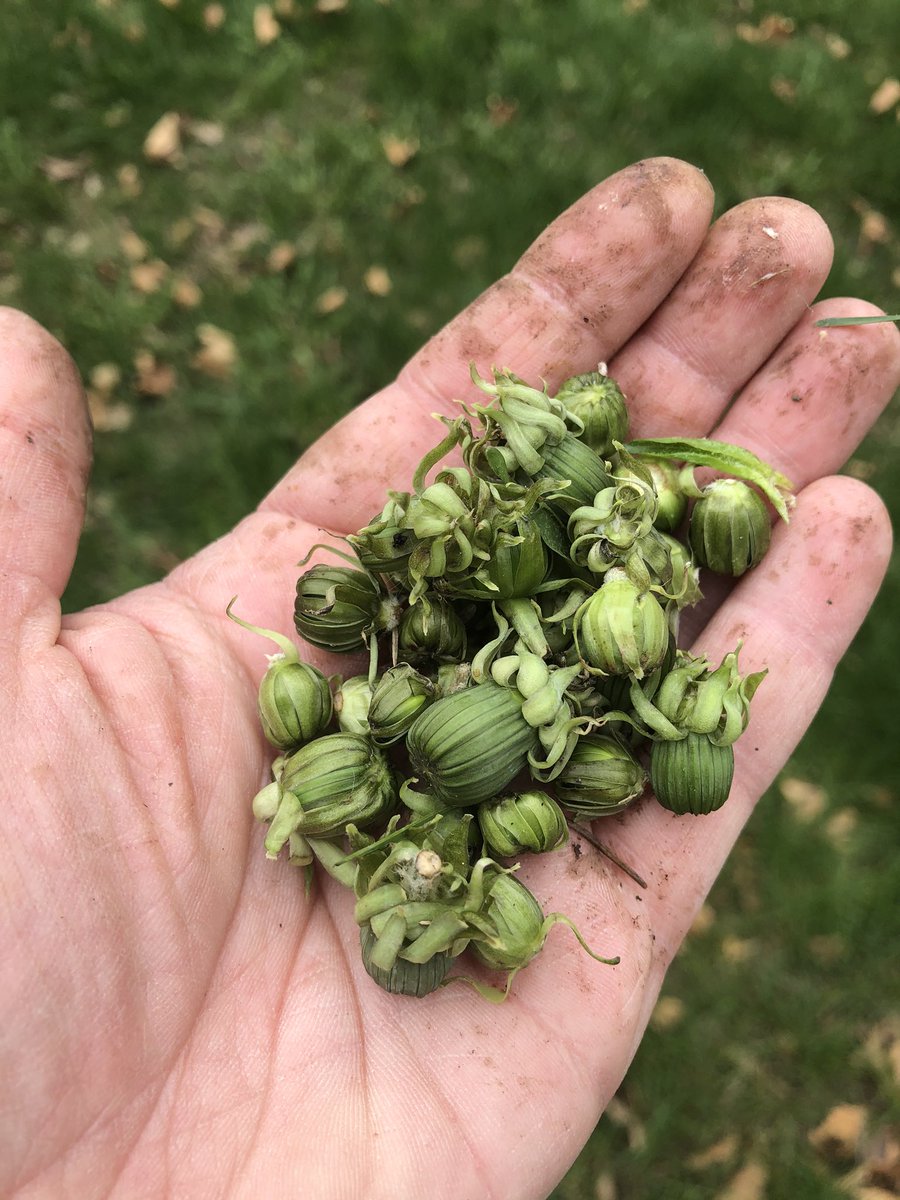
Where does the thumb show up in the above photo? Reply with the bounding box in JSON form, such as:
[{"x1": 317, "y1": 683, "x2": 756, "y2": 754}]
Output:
[{"x1": 0, "y1": 309, "x2": 92, "y2": 646}]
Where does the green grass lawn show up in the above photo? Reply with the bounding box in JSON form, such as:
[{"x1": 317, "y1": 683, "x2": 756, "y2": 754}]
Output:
[{"x1": 2, "y1": 1, "x2": 898, "y2": 1195}]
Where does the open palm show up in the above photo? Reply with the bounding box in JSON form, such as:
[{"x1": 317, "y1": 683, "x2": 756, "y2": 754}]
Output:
[{"x1": 3, "y1": 159, "x2": 898, "y2": 1200}]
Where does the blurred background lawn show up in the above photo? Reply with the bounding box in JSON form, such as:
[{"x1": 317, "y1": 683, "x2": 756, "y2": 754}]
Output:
[{"x1": 2, "y1": 0, "x2": 898, "y2": 1195}]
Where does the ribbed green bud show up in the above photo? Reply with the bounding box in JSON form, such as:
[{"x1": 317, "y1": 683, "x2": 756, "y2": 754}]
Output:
[
  {"x1": 257, "y1": 658, "x2": 332, "y2": 749},
  {"x1": 265, "y1": 733, "x2": 396, "y2": 852},
  {"x1": 333, "y1": 675, "x2": 374, "y2": 734},
  {"x1": 554, "y1": 734, "x2": 647, "y2": 816},
  {"x1": 398, "y1": 596, "x2": 467, "y2": 664},
  {"x1": 555, "y1": 369, "x2": 629, "y2": 456},
  {"x1": 359, "y1": 925, "x2": 452, "y2": 997},
  {"x1": 294, "y1": 564, "x2": 396, "y2": 653},
  {"x1": 478, "y1": 790, "x2": 568, "y2": 856},
  {"x1": 225, "y1": 601, "x2": 333, "y2": 749},
  {"x1": 406, "y1": 682, "x2": 538, "y2": 806},
  {"x1": 688, "y1": 479, "x2": 771, "y2": 576},
  {"x1": 650, "y1": 732, "x2": 734, "y2": 815},
  {"x1": 539, "y1": 433, "x2": 613, "y2": 507},
  {"x1": 452, "y1": 515, "x2": 547, "y2": 601},
  {"x1": 368, "y1": 664, "x2": 435, "y2": 745},
  {"x1": 470, "y1": 871, "x2": 547, "y2": 971},
  {"x1": 576, "y1": 571, "x2": 670, "y2": 678}
]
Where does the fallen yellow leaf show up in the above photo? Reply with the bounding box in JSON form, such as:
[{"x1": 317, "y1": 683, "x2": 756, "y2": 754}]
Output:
[
  {"x1": 253, "y1": 4, "x2": 281, "y2": 44},
  {"x1": 716, "y1": 1160, "x2": 767, "y2": 1200},
  {"x1": 134, "y1": 351, "x2": 177, "y2": 397},
  {"x1": 869, "y1": 78, "x2": 900, "y2": 115},
  {"x1": 143, "y1": 112, "x2": 181, "y2": 164},
  {"x1": 192, "y1": 324, "x2": 237, "y2": 380},
  {"x1": 315, "y1": 286, "x2": 348, "y2": 314},
  {"x1": 268, "y1": 242, "x2": 297, "y2": 272},
  {"x1": 809, "y1": 1103, "x2": 867, "y2": 1160},
  {"x1": 204, "y1": 3, "x2": 225, "y2": 29},
  {"x1": 779, "y1": 776, "x2": 827, "y2": 822},
  {"x1": 119, "y1": 230, "x2": 149, "y2": 262},
  {"x1": 363, "y1": 265, "x2": 392, "y2": 296},
  {"x1": 382, "y1": 133, "x2": 419, "y2": 167},
  {"x1": 688, "y1": 1135, "x2": 740, "y2": 1170}
]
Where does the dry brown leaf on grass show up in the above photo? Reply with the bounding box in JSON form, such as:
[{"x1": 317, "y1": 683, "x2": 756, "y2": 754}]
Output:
[
  {"x1": 688, "y1": 1135, "x2": 740, "y2": 1170},
  {"x1": 809, "y1": 1104, "x2": 869, "y2": 1161},
  {"x1": 316, "y1": 0, "x2": 348, "y2": 12},
  {"x1": 716, "y1": 1160, "x2": 767, "y2": 1200},
  {"x1": 88, "y1": 391, "x2": 133, "y2": 433},
  {"x1": 315, "y1": 286, "x2": 348, "y2": 315},
  {"x1": 116, "y1": 164, "x2": 142, "y2": 198},
  {"x1": 40, "y1": 156, "x2": 89, "y2": 183},
  {"x1": 186, "y1": 120, "x2": 225, "y2": 147},
  {"x1": 204, "y1": 3, "x2": 225, "y2": 29},
  {"x1": 192, "y1": 325, "x2": 237, "y2": 380},
  {"x1": 649, "y1": 995, "x2": 685, "y2": 1030},
  {"x1": 130, "y1": 260, "x2": 169, "y2": 295},
  {"x1": 363, "y1": 265, "x2": 392, "y2": 296},
  {"x1": 253, "y1": 4, "x2": 281, "y2": 44},
  {"x1": 604, "y1": 1097, "x2": 646, "y2": 1151},
  {"x1": 267, "y1": 242, "x2": 297, "y2": 273},
  {"x1": 134, "y1": 351, "x2": 177, "y2": 397},
  {"x1": 736, "y1": 14, "x2": 795, "y2": 43},
  {"x1": 119, "y1": 229, "x2": 149, "y2": 262},
  {"x1": 171, "y1": 277, "x2": 203, "y2": 308},
  {"x1": 779, "y1": 776, "x2": 827, "y2": 822},
  {"x1": 381, "y1": 134, "x2": 419, "y2": 167},
  {"x1": 143, "y1": 112, "x2": 182, "y2": 164},
  {"x1": 862, "y1": 1016, "x2": 900, "y2": 1091},
  {"x1": 869, "y1": 78, "x2": 900, "y2": 115},
  {"x1": 825, "y1": 807, "x2": 858, "y2": 850}
]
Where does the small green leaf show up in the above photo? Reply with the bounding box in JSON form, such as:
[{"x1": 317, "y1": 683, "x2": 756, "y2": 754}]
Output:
[
  {"x1": 623, "y1": 437, "x2": 794, "y2": 522},
  {"x1": 814, "y1": 315, "x2": 899, "y2": 327}
]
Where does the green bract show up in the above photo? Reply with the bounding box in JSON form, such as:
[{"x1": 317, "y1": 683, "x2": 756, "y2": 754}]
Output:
[
  {"x1": 554, "y1": 733, "x2": 647, "y2": 816},
  {"x1": 406, "y1": 682, "x2": 538, "y2": 806},
  {"x1": 555, "y1": 369, "x2": 629, "y2": 456},
  {"x1": 650, "y1": 733, "x2": 735, "y2": 815},
  {"x1": 688, "y1": 479, "x2": 771, "y2": 576},
  {"x1": 261, "y1": 733, "x2": 397, "y2": 853},
  {"x1": 478, "y1": 790, "x2": 568, "y2": 856},
  {"x1": 234, "y1": 359, "x2": 789, "y2": 999},
  {"x1": 576, "y1": 570, "x2": 670, "y2": 678},
  {"x1": 294, "y1": 563, "x2": 397, "y2": 653},
  {"x1": 225, "y1": 601, "x2": 333, "y2": 749},
  {"x1": 368, "y1": 664, "x2": 435, "y2": 745}
]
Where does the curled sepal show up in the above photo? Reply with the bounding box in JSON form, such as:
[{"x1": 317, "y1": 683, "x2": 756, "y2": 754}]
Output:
[
  {"x1": 227, "y1": 599, "x2": 334, "y2": 749},
  {"x1": 360, "y1": 926, "x2": 453, "y2": 998},
  {"x1": 346, "y1": 492, "x2": 420, "y2": 574},
  {"x1": 265, "y1": 733, "x2": 397, "y2": 852},
  {"x1": 623, "y1": 436, "x2": 794, "y2": 522},
  {"x1": 465, "y1": 862, "x2": 619, "y2": 983},
  {"x1": 294, "y1": 562, "x2": 399, "y2": 653},
  {"x1": 688, "y1": 479, "x2": 772, "y2": 576},
  {"x1": 368, "y1": 664, "x2": 435, "y2": 745},
  {"x1": 554, "y1": 366, "x2": 629, "y2": 456},
  {"x1": 554, "y1": 733, "x2": 647, "y2": 817},
  {"x1": 633, "y1": 645, "x2": 767, "y2": 747},
  {"x1": 469, "y1": 364, "x2": 571, "y2": 475},
  {"x1": 478, "y1": 790, "x2": 569, "y2": 857}
]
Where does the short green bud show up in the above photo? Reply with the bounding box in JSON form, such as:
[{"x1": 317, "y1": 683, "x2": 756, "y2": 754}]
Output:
[
  {"x1": 688, "y1": 479, "x2": 771, "y2": 576},
  {"x1": 368, "y1": 664, "x2": 435, "y2": 745},
  {"x1": 555, "y1": 733, "x2": 647, "y2": 815},
  {"x1": 555, "y1": 369, "x2": 630, "y2": 456},
  {"x1": 478, "y1": 790, "x2": 568, "y2": 856},
  {"x1": 650, "y1": 732, "x2": 734, "y2": 815},
  {"x1": 576, "y1": 572, "x2": 670, "y2": 678}
]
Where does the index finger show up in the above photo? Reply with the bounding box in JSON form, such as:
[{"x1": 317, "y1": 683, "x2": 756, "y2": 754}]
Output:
[{"x1": 264, "y1": 157, "x2": 714, "y2": 531}]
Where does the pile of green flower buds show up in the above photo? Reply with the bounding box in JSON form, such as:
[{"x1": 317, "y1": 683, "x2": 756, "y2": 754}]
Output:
[{"x1": 230, "y1": 365, "x2": 794, "y2": 1000}]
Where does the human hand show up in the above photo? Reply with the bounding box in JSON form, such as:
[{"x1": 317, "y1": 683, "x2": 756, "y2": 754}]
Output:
[{"x1": 2, "y1": 158, "x2": 897, "y2": 1200}]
